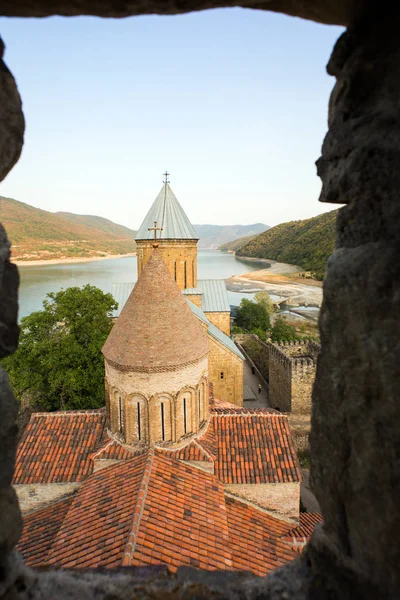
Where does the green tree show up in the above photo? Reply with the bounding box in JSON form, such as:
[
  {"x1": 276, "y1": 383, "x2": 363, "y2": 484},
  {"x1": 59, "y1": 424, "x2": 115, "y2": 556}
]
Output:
[
  {"x1": 235, "y1": 298, "x2": 270, "y2": 332},
  {"x1": 270, "y1": 316, "x2": 299, "y2": 342},
  {"x1": 254, "y1": 291, "x2": 275, "y2": 316},
  {"x1": 2, "y1": 285, "x2": 117, "y2": 411},
  {"x1": 250, "y1": 328, "x2": 267, "y2": 342}
]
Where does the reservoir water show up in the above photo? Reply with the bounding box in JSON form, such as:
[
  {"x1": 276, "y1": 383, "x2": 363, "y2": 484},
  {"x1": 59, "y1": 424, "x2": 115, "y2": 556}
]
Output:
[{"x1": 17, "y1": 251, "x2": 269, "y2": 320}]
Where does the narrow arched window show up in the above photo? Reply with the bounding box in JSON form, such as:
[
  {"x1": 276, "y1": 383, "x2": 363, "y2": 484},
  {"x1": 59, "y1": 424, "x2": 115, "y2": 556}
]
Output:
[
  {"x1": 118, "y1": 396, "x2": 124, "y2": 433},
  {"x1": 137, "y1": 402, "x2": 141, "y2": 441},
  {"x1": 161, "y1": 402, "x2": 165, "y2": 441},
  {"x1": 183, "y1": 397, "x2": 187, "y2": 434},
  {"x1": 192, "y1": 261, "x2": 195, "y2": 287},
  {"x1": 174, "y1": 260, "x2": 177, "y2": 282},
  {"x1": 184, "y1": 261, "x2": 187, "y2": 288},
  {"x1": 198, "y1": 389, "x2": 201, "y2": 421}
]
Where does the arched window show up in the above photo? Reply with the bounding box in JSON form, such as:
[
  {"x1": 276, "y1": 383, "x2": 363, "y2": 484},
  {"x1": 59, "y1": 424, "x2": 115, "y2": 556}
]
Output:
[
  {"x1": 149, "y1": 395, "x2": 172, "y2": 443},
  {"x1": 192, "y1": 260, "x2": 195, "y2": 287},
  {"x1": 184, "y1": 261, "x2": 187, "y2": 288},
  {"x1": 161, "y1": 402, "x2": 165, "y2": 441},
  {"x1": 174, "y1": 260, "x2": 177, "y2": 282},
  {"x1": 126, "y1": 395, "x2": 147, "y2": 444},
  {"x1": 183, "y1": 397, "x2": 187, "y2": 434},
  {"x1": 118, "y1": 396, "x2": 124, "y2": 433},
  {"x1": 198, "y1": 388, "x2": 201, "y2": 423}
]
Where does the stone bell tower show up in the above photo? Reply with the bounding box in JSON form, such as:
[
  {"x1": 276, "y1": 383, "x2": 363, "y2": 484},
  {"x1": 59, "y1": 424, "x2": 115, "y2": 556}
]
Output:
[
  {"x1": 102, "y1": 250, "x2": 209, "y2": 447},
  {"x1": 135, "y1": 173, "x2": 198, "y2": 290}
]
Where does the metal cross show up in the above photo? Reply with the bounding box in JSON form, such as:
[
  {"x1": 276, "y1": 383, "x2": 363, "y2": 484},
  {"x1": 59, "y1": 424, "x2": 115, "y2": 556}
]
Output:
[
  {"x1": 148, "y1": 220, "x2": 163, "y2": 248},
  {"x1": 163, "y1": 171, "x2": 170, "y2": 183}
]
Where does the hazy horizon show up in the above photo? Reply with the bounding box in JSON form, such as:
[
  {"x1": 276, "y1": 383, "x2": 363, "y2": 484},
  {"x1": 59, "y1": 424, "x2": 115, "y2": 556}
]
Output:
[{"x1": 0, "y1": 10, "x2": 344, "y2": 229}]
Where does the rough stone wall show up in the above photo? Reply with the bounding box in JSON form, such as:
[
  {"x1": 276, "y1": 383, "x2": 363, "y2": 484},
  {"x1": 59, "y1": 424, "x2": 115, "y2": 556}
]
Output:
[
  {"x1": 136, "y1": 240, "x2": 198, "y2": 290},
  {"x1": 268, "y1": 344, "x2": 292, "y2": 412},
  {"x1": 224, "y1": 482, "x2": 300, "y2": 523},
  {"x1": 204, "y1": 311, "x2": 230, "y2": 336},
  {"x1": 208, "y1": 337, "x2": 243, "y2": 406},
  {"x1": 14, "y1": 483, "x2": 80, "y2": 515},
  {"x1": 2, "y1": 5, "x2": 400, "y2": 600},
  {"x1": 291, "y1": 360, "x2": 316, "y2": 414}
]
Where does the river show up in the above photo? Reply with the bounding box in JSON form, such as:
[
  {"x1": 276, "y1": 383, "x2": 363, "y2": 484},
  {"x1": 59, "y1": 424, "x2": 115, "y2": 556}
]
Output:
[{"x1": 17, "y1": 251, "x2": 270, "y2": 320}]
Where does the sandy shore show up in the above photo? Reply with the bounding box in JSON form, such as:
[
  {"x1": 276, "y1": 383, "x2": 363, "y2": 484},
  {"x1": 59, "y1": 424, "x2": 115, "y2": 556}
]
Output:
[
  {"x1": 13, "y1": 253, "x2": 136, "y2": 267},
  {"x1": 226, "y1": 261, "x2": 323, "y2": 308}
]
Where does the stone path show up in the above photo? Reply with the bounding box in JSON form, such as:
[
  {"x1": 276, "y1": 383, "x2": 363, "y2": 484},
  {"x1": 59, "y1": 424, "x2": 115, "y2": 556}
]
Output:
[{"x1": 242, "y1": 359, "x2": 269, "y2": 408}]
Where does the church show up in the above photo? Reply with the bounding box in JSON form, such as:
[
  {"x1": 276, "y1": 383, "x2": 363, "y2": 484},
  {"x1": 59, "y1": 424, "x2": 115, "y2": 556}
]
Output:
[
  {"x1": 112, "y1": 174, "x2": 243, "y2": 406},
  {"x1": 13, "y1": 177, "x2": 322, "y2": 574}
]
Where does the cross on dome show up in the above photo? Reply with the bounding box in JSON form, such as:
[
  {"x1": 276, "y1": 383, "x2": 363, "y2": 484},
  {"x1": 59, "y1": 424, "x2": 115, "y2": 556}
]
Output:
[
  {"x1": 148, "y1": 220, "x2": 163, "y2": 248},
  {"x1": 163, "y1": 171, "x2": 170, "y2": 183}
]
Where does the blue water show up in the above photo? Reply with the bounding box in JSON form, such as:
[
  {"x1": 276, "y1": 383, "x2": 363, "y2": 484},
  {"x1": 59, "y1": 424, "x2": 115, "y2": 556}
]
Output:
[{"x1": 17, "y1": 251, "x2": 268, "y2": 319}]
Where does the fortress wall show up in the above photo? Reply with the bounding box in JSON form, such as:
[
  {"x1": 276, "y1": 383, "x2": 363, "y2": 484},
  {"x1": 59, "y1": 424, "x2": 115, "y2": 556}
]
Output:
[
  {"x1": 269, "y1": 344, "x2": 292, "y2": 412},
  {"x1": 291, "y1": 358, "x2": 317, "y2": 414}
]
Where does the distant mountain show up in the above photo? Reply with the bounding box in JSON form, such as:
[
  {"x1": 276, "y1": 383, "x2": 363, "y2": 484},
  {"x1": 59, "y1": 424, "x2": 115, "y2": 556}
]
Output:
[
  {"x1": 236, "y1": 210, "x2": 338, "y2": 279},
  {"x1": 218, "y1": 233, "x2": 261, "y2": 253},
  {"x1": 193, "y1": 223, "x2": 269, "y2": 249},
  {"x1": 0, "y1": 197, "x2": 136, "y2": 262},
  {"x1": 56, "y1": 212, "x2": 136, "y2": 239}
]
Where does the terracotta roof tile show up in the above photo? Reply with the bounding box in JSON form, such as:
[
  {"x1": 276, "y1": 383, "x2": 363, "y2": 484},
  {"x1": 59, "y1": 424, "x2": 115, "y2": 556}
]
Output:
[
  {"x1": 17, "y1": 496, "x2": 74, "y2": 567},
  {"x1": 13, "y1": 410, "x2": 106, "y2": 484},
  {"x1": 127, "y1": 452, "x2": 233, "y2": 572},
  {"x1": 225, "y1": 496, "x2": 297, "y2": 575},
  {"x1": 212, "y1": 413, "x2": 301, "y2": 484},
  {"x1": 46, "y1": 452, "x2": 149, "y2": 568},
  {"x1": 91, "y1": 438, "x2": 139, "y2": 460},
  {"x1": 282, "y1": 513, "x2": 323, "y2": 551}
]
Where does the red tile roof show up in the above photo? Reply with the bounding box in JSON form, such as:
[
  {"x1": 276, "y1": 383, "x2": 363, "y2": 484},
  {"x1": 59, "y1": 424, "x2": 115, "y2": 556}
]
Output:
[
  {"x1": 91, "y1": 438, "x2": 138, "y2": 460},
  {"x1": 14, "y1": 410, "x2": 106, "y2": 484},
  {"x1": 46, "y1": 453, "x2": 148, "y2": 568},
  {"x1": 17, "y1": 496, "x2": 74, "y2": 567},
  {"x1": 212, "y1": 413, "x2": 301, "y2": 484},
  {"x1": 127, "y1": 452, "x2": 233, "y2": 571},
  {"x1": 225, "y1": 496, "x2": 297, "y2": 575},
  {"x1": 18, "y1": 450, "x2": 306, "y2": 575},
  {"x1": 282, "y1": 513, "x2": 323, "y2": 551},
  {"x1": 160, "y1": 440, "x2": 212, "y2": 462}
]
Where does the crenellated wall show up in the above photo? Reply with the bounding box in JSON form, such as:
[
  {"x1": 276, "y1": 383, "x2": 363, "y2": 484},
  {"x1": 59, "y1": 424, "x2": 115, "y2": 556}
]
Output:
[{"x1": 268, "y1": 341, "x2": 319, "y2": 413}]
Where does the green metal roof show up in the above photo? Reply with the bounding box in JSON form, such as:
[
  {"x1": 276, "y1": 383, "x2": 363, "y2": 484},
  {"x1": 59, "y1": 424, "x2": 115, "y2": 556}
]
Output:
[
  {"x1": 182, "y1": 288, "x2": 203, "y2": 296},
  {"x1": 111, "y1": 282, "x2": 134, "y2": 317},
  {"x1": 135, "y1": 183, "x2": 198, "y2": 241},
  {"x1": 186, "y1": 300, "x2": 244, "y2": 360},
  {"x1": 197, "y1": 279, "x2": 231, "y2": 313}
]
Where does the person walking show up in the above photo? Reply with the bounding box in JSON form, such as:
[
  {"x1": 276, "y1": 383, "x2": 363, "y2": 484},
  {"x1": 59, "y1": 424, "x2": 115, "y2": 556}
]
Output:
[{"x1": 258, "y1": 384, "x2": 262, "y2": 394}]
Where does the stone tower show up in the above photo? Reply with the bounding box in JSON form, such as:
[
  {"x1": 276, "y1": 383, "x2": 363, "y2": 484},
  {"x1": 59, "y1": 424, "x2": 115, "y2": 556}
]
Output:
[
  {"x1": 135, "y1": 175, "x2": 198, "y2": 290},
  {"x1": 102, "y1": 251, "x2": 209, "y2": 447}
]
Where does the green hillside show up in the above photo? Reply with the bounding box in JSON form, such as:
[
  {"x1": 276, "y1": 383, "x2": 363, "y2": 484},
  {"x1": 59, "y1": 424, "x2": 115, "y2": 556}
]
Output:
[
  {"x1": 56, "y1": 212, "x2": 136, "y2": 239},
  {"x1": 236, "y1": 210, "x2": 338, "y2": 279},
  {"x1": 219, "y1": 233, "x2": 260, "y2": 252},
  {"x1": 0, "y1": 197, "x2": 136, "y2": 262}
]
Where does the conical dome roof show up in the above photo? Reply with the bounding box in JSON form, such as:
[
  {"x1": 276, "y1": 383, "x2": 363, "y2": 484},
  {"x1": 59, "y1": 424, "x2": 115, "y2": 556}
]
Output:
[
  {"x1": 102, "y1": 251, "x2": 208, "y2": 372},
  {"x1": 135, "y1": 183, "x2": 198, "y2": 240}
]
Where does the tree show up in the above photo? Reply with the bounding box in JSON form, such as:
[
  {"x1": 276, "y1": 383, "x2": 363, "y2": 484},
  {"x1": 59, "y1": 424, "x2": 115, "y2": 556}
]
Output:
[
  {"x1": 250, "y1": 328, "x2": 267, "y2": 342},
  {"x1": 254, "y1": 291, "x2": 275, "y2": 316},
  {"x1": 2, "y1": 285, "x2": 117, "y2": 411},
  {"x1": 270, "y1": 316, "x2": 299, "y2": 342},
  {"x1": 235, "y1": 298, "x2": 270, "y2": 332}
]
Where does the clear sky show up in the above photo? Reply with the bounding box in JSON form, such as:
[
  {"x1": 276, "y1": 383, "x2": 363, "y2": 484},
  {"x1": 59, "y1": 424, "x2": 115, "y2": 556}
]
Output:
[{"x1": 0, "y1": 11, "x2": 344, "y2": 229}]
